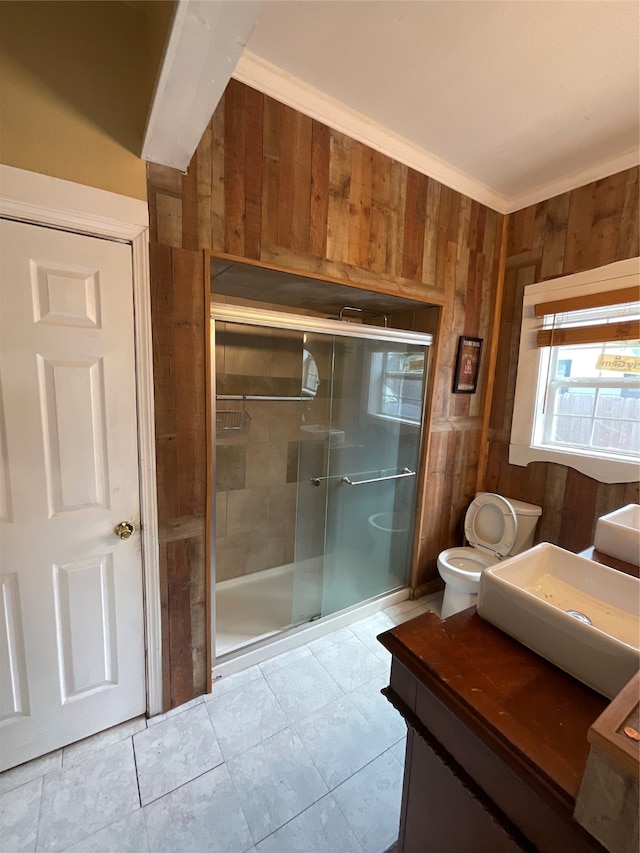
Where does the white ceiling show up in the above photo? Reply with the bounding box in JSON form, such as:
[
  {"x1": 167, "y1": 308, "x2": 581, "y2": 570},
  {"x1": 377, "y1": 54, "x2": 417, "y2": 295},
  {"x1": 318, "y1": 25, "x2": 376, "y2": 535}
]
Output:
[{"x1": 145, "y1": 0, "x2": 640, "y2": 213}]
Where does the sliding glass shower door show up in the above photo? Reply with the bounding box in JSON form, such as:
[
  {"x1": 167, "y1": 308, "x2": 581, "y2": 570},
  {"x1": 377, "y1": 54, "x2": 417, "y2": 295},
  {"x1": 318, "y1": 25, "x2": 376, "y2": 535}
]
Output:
[
  {"x1": 212, "y1": 302, "x2": 431, "y2": 654},
  {"x1": 293, "y1": 332, "x2": 428, "y2": 622}
]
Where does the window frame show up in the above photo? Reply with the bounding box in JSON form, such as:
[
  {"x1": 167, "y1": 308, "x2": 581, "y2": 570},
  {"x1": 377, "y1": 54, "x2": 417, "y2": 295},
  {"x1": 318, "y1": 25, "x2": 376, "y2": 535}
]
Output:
[{"x1": 510, "y1": 257, "x2": 640, "y2": 484}]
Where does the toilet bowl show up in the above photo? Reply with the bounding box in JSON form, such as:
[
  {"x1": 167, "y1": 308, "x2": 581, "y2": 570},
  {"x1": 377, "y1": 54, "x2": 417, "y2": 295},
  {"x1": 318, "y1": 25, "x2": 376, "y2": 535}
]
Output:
[{"x1": 437, "y1": 493, "x2": 542, "y2": 619}]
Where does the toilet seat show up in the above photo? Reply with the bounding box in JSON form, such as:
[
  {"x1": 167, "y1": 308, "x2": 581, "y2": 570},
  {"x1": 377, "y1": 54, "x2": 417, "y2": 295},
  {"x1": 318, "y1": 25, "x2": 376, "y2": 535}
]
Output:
[{"x1": 464, "y1": 493, "x2": 517, "y2": 558}]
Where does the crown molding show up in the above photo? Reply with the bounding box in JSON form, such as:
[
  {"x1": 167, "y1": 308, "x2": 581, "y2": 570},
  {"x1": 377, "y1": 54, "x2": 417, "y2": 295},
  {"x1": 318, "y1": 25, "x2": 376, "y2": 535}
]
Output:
[
  {"x1": 233, "y1": 51, "x2": 510, "y2": 214},
  {"x1": 506, "y1": 148, "x2": 640, "y2": 213},
  {"x1": 234, "y1": 51, "x2": 640, "y2": 216}
]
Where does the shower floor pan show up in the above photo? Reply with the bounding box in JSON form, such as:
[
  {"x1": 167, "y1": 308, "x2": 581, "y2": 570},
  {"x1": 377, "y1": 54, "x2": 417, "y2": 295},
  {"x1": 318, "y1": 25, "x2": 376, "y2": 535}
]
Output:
[
  {"x1": 215, "y1": 561, "x2": 322, "y2": 656},
  {"x1": 215, "y1": 557, "x2": 407, "y2": 657}
]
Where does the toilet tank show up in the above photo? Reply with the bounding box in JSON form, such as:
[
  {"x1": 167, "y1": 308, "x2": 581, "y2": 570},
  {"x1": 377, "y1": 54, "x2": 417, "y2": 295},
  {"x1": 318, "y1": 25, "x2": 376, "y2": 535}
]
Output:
[{"x1": 506, "y1": 496, "x2": 542, "y2": 555}]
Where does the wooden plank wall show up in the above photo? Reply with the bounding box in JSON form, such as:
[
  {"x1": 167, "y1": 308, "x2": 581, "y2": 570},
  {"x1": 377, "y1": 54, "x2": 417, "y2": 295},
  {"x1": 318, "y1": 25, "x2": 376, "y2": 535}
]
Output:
[
  {"x1": 149, "y1": 242, "x2": 208, "y2": 708},
  {"x1": 147, "y1": 79, "x2": 504, "y2": 707},
  {"x1": 486, "y1": 166, "x2": 640, "y2": 552}
]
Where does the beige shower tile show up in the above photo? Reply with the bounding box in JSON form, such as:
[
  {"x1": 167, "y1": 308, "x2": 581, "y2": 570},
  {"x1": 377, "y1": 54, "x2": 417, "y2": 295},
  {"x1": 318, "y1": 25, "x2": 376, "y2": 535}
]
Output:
[
  {"x1": 268, "y1": 483, "x2": 297, "y2": 532},
  {"x1": 287, "y1": 441, "x2": 300, "y2": 483},
  {"x1": 271, "y1": 333, "x2": 303, "y2": 379},
  {"x1": 245, "y1": 532, "x2": 286, "y2": 574},
  {"x1": 224, "y1": 327, "x2": 273, "y2": 376},
  {"x1": 284, "y1": 538, "x2": 295, "y2": 565},
  {"x1": 215, "y1": 534, "x2": 247, "y2": 581},
  {"x1": 215, "y1": 444, "x2": 247, "y2": 491},
  {"x1": 258, "y1": 402, "x2": 294, "y2": 440},
  {"x1": 244, "y1": 402, "x2": 270, "y2": 443},
  {"x1": 246, "y1": 443, "x2": 288, "y2": 488},
  {"x1": 269, "y1": 406, "x2": 303, "y2": 441},
  {"x1": 226, "y1": 488, "x2": 269, "y2": 534},
  {"x1": 214, "y1": 338, "x2": 225, "y2": 374},
  {"x1": 214, "y1": 492, "x2": 227, "y2": 538}
]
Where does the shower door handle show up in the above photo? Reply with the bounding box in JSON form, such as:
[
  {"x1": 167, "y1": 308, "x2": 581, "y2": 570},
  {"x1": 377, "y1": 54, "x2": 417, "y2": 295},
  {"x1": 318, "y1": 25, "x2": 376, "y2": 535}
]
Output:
[{"x1": 341, "y1": 468, "x2": 415, "y2": 487}]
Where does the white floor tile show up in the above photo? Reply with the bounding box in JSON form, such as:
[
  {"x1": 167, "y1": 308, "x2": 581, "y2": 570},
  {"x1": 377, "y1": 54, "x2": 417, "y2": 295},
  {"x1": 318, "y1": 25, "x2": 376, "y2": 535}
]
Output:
[
  {"x1": 134, "y1": 703, "x2": 223, "y2": 806},
  {"x1": 36, "y1": 739, "x2": 139, "y2": 853},
  {"x1": 383, "y1": 600, "x2": 423, "y2": 624},
  {"x1": 9, "y1": 600, "x2": 414, "y2": 853},
  {"x1": 389, "y1": 739, "x2": 406, "y2": 766},
  {"x1": 314, "y1": 634, "x2": 388, "y2": 693},
  {"x1": 306, "y1": 626, "x2": 354, "y2": 656},
  {"x1": 349, "y1": 612, "x2": 395, "y2": 662},
  {"x1": 63, "y1": 717, "x2": 146, "y2": 767},
  {"x1": 333, "y1": 751, "x2": 403, "y2": 853},
  {"x1": 145, "y1": 695, "x2": 204, "y2": 727},
  {"x1": 0, "y1": 777, "x2": 42, "y2": 853},
  {"x1": 227, "y1": 727, "x2": 328, "y2": 844},
  {"x1": 0, "y1": 750, "x2": 61, "y2": 796},
  {"x1": 144, "y1": 764, "x2": 253, "y2": 853},
  {"x1": 385, "y1": 595, "x2": 442, "y2": 626},
  {"x1": 348, "y1": 677, "x2": 407, "y2": 750},
  {"x1": 62, "y1": 809, "x2": 148, "y2": 853},
  {"x1": 258, "y1": 644, "x2": 313, "y2": 676},
  {"x1": 205, "y1": 678, "x2": 288, "y2": 760},
  {"x1": 263, "y1": 656, "x2": 343, "y2": 722},
  {"x1": 256, "y1": 794, "x2": 363, "y2": 853},
  {"x1": 293, "y1": 695, "x2": 386, "y2": 790},
  {"x1": 208, "y1": 664, "x2": 265, "y2": 699}
]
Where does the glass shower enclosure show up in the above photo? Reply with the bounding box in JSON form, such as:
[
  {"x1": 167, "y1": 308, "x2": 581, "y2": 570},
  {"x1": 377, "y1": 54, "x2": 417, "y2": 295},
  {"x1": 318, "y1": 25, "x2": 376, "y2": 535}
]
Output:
[{"x1": 212, "y1": 304, "x2": 432, "y2": 656}]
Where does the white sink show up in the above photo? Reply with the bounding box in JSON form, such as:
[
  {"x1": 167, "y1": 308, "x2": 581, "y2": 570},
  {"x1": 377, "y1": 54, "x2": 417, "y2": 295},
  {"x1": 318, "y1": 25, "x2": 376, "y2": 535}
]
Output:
[
  {"x1": 478, "y1": 543, "x2": 640, "y2": 699},
  {"x1": 594, "y1": 503, "x2": 640, "y2": 567}
]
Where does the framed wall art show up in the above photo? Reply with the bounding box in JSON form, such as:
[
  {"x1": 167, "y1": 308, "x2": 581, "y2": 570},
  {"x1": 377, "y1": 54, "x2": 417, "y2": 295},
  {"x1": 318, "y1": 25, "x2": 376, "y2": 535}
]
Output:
[{"x1": 453, "y1": 335, "x2": 483, "y2": 393}]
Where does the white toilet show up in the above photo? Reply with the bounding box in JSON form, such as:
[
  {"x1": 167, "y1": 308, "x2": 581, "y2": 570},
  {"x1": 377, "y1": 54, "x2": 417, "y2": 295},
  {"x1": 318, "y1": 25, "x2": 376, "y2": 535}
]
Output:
[{"x1": 437, "y1": 493, "x2": 542, "y2": 619}]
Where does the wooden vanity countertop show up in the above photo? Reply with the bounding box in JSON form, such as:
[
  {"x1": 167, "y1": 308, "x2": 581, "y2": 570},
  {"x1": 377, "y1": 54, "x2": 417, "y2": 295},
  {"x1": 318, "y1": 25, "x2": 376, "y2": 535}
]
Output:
[
  {"x1": 579, "y1": 546, "x2": 639, "y2": 578},
  {"x1": 378, "y1": 608, "x2": 610, "y2": 808}
]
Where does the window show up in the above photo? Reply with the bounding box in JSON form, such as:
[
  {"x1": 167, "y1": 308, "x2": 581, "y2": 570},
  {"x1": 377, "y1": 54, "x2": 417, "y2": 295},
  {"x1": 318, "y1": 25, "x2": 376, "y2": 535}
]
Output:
[
  {"x1": 368, "y1": 350, "x2": 425, "y2": 424},
  {"x1": 510, "y1": 258, "x2": 640, "y2": 483}
]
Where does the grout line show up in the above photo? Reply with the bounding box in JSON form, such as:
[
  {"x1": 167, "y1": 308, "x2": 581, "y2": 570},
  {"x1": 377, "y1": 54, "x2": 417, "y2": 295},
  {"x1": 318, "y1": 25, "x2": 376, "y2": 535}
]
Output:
[
  {"x1": 131, "y1": 735, "x2": 143, "y2": 810},
  {"x1": 32, "y1": 774, "x2": 46, "y2": 853}
]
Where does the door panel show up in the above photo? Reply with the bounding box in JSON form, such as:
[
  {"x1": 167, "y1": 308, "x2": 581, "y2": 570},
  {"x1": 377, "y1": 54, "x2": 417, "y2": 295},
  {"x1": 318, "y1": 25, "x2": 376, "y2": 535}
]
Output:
[
  {"x1": 294, "y1": 333, "x2": 427, "y2": 620},
  {"x1": 0, "y1": 219, "x2": 145, "y2": 771}
]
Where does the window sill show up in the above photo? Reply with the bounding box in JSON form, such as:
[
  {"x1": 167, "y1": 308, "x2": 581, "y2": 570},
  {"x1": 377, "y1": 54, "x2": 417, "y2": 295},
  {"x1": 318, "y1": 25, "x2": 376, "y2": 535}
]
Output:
[{"x1": 509, "y1": 442, "x2": 639, "y2": 484}]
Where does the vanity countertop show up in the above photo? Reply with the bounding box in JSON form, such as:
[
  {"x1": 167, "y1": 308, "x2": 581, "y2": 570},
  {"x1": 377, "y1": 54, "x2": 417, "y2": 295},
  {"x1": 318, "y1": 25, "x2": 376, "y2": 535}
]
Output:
[
  {"x1": 579, "y1": 546, "x2": 639, "y2": 578},
  {"x1": 378, "y1": 607, "x2": 610, "y2": 809}
]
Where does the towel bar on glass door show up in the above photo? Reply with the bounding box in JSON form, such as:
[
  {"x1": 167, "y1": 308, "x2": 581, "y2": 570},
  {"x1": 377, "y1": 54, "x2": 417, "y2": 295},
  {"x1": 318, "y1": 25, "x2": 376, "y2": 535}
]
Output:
[
  {"x1": 216, "y1": 394, "x2": 308, "y2": 402},
  {"x1": 310, "y1": 468, "x2": 415, "y2": 487},
  {"x1": 341, "y1": 467, "x2": 415, "y2": 487}
]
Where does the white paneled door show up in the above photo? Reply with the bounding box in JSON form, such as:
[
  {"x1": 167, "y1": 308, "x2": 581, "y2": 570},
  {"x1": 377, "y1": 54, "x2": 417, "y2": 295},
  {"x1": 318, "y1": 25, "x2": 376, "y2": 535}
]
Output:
[{"x1": 0, "y1": 219, "x2": 146, "y2": 771}]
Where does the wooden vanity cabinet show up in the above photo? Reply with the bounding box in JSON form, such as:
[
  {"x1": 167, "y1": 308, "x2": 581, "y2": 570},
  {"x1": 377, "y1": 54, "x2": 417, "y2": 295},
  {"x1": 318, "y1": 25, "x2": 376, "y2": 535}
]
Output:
[{"x1": 379, "y1": 609, "x2": 609, "y2": 853}]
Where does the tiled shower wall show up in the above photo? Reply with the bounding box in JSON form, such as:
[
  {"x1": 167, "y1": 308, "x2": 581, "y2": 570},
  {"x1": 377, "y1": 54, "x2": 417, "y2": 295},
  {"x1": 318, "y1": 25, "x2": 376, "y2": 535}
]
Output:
[
  {"x1": 215, "y1": 324, "x2": 301, "y2": 581},
  {"x1": 214, "y1": 320, "x2": 333, "y2": 581}
]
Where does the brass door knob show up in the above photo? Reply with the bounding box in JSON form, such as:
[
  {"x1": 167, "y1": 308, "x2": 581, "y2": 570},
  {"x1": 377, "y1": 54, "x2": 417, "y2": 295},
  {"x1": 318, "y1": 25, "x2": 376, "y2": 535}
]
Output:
[{"x1": 114, "y1": 521, "x2": 134, "y2": 540}]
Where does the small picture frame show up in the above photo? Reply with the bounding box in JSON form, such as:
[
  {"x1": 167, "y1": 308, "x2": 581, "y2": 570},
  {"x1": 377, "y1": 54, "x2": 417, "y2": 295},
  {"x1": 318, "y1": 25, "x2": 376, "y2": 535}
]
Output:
[{"x1": 453, "y1": 336, "x2": 483, "y2": 393}]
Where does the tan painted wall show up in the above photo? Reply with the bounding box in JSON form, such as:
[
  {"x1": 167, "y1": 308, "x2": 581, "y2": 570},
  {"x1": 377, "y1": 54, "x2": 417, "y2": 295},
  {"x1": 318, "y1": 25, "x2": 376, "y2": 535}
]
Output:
[{"x1": 0, "y1": 1, "x2": 173, "y2": 200}]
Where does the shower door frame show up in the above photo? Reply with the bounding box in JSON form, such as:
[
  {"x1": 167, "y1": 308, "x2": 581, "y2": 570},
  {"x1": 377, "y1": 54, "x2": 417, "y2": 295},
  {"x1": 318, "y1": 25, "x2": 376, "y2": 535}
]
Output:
[{"x1": 210, "y1": 302, "x2": 433, "y2": 664}]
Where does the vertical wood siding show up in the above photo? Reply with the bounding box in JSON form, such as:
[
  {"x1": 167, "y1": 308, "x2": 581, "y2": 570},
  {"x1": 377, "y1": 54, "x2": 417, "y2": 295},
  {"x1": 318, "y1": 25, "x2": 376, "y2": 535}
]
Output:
[
  {"x1": 147, "y1": 80, "x2": 503, "y2": 707},
  {"x1": 486, "y1": 167, "x2": 640, "y2": 552}
]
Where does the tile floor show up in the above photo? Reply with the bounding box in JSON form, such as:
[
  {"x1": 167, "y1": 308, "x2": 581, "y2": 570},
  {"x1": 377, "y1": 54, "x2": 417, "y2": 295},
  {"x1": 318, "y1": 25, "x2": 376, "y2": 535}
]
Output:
[{"x1": 1, "y1": 595, "x2": 441, "y2": 853}]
